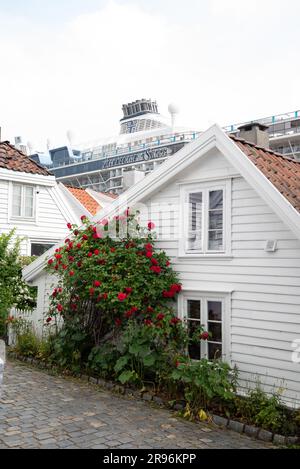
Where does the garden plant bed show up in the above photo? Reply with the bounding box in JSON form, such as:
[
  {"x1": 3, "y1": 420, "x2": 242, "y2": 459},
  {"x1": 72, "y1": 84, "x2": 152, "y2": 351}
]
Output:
[{"x1": 8, "y1": 352, "x2": 299, "y2": 447}]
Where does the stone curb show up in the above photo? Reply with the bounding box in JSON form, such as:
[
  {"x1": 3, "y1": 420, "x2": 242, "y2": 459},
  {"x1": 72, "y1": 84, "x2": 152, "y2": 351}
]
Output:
[{"x1": 9, "y1": 353, "x2": 299, "y2": 446}]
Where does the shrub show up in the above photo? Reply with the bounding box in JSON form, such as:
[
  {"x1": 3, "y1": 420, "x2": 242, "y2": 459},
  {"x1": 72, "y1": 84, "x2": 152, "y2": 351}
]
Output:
[
  {"x1": 15, "y1": 332, "x2": 40, "y2": 358},
  {"x1": 46, "y1": 211, "x2": 183, "y2": 347},
  {"x1": 171, "y1": 358, "x2": 237, "y2": 414}
]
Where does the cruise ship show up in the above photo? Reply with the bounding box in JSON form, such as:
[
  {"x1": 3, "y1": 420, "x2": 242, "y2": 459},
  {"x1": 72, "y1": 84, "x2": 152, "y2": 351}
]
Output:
[
  {"x1": 225, "y1": 110, "x2": 300, "y2": 160},
  {"x1": 31, "y1": 99, "x2": 200, "y2": 194}
]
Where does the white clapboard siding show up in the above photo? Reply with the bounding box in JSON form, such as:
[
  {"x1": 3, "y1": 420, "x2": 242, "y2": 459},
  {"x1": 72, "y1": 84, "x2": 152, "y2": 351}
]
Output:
[
  {"x1": 0, "y1": 183, "x2": 73, "y2": 255},
  {"x1": 138, "y1": 149, "x2": 300, "y2": 406}
]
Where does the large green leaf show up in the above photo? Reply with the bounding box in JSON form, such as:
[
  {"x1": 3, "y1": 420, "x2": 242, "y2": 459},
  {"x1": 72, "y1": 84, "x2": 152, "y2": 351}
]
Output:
[{"x1": 114, "y1": 356, "x2": 129, "y2": 372}]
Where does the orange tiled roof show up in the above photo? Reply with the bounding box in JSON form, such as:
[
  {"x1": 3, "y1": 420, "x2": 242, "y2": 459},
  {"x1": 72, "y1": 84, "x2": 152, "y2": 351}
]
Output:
[
  {"x1": 66, "y1": 187, "x2": 101, "y2": 216},
  {"x1": 230, "y1": 135, "x2": 300, "y2": 214},
  {"x1": 0, "y1": 141, "x2": 51, "y2": 176}
]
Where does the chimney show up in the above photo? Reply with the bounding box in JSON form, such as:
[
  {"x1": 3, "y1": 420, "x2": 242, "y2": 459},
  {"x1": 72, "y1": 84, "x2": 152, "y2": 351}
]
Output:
[
  {"x1": 123, "y1": 168, "x2": 145, "y2": 191},
  {"x1": 238, "y1": 122, "x2": 269, "y2": 148}
]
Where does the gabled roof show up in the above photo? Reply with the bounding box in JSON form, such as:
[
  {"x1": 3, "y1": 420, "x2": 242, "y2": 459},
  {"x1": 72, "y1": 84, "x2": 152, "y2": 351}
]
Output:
[
  {"x1": 231, "y1": 135, "x2": 300, "y2": 214},
  {"x1": 23, "y1": 124, "x2": 300, "y2": 282},
  {"x1": 66, "y1": 187, "x2": 100, "y2": 216},
  {"x1": 0, "y1": 141, "x2": 51, "y2": 176},
  {"x1": 65, "y1": 187, "x2": 117, "y2": 216}
]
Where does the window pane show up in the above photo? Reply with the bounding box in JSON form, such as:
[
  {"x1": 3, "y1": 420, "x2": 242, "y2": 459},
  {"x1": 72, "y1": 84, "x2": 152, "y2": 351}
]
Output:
[
  {"x1": 209, "y1": 190, "x2": 223, "y2": 210},
  {"x1": 188, "y1": 192, "x2": 202, "y2": 251},
  {"x1": 24, "y1": 186, "x2": 34, "y2": 217},
  {"x1": 31, "y1": 243, "x2": 54, "y2": 257},
  {"x1": 208, "y1": 301, "x2": 222, "y2": 321},
  {"x1": 209, "y1": 210, "x2": 223, "y2": 230},
  {"x1": 12, "y1": 185, "x2": 22, "y2": 217},
  {"x1": 208, "y1": 230, "x2": 223, "y2": 251},
  {"x1": 188, "y1": 320, "x2": 201, "y2": 360},
  {"x1": 208, "y1": 323, "x2": 222, "y2": 342},
  {"x1": 187, "y1": 300, "x2": 201, "y2": 320},
  {"x1": 208, "y1": 342, "x2": 222, "y2": 360}
]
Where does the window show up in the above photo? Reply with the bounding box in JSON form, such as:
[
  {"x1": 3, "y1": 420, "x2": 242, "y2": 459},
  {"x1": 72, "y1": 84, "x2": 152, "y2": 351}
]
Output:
[
  {"x1": 180, "y1": 180, "x2": 230, "y2": 256},
  {"x1": 31, "y1": 243, "x2": 54, "y2": 257},
  {"x1": 184, "y1": 296, "x2": 224, "y2": 360},
  {"x1": 12, "y1": 184, "x2": 35, "y2": 219}
]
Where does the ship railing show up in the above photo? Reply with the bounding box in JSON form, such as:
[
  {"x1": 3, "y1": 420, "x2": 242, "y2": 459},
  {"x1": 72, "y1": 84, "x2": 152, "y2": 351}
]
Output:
[{"x1": 49, "y1": 131, "x2": 201, "y2": 170}]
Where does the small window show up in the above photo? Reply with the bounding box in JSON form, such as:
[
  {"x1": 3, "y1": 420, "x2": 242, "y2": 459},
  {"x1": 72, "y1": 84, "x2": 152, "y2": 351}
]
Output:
[
  {"x1": 11, "y1": 184, "x2": 35, "y2": 219},
  {"x1": 31, "y1": 243, "x2": 54, "y2": 257},
  {"x1": 181, "y1": 181, "x2": 230, "y2": 256},
  {"x1": 184, "y1": 296, "x2": 224, "y2": 360}
]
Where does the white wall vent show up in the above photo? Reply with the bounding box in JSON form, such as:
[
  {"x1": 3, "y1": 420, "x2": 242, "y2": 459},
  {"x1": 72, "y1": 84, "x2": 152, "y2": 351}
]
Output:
[{"x1": 265, "y1": 240, "x2": 277, "y2": 252}]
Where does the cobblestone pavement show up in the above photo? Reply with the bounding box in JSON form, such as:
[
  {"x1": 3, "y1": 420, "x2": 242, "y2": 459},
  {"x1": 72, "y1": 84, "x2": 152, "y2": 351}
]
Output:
[{"x1": 0, "y1": 361, "x2": 273, "y2": 449}]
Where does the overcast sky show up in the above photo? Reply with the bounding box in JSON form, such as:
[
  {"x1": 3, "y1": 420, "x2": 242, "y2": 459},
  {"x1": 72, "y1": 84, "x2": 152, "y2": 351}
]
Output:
[{"x1": 0, "y1": 0, "x2": 299, "y2": 151}]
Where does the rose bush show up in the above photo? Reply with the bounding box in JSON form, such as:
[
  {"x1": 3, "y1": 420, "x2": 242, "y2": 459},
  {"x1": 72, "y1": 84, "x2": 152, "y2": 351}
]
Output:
[{"x1": 46, "y1": 210, "x2": 185, "y2": 346}]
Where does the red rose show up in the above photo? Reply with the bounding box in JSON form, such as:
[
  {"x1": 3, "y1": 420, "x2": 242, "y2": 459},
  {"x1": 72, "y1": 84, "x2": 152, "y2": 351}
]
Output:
[
  {"x1": 115, "y1": 318, "x2": 122, "y2": 327},
  {"x1": 77, "y1": 261, "x2": 82, "y2": 268},
  {"x1": 98, "y1": 259, "x2": 106, "y2": 265},
  {"x1": 48, "y1": 259, "x2": 54, "y2": 265},
  {"x1": 62, "y1": 264, "x2": 68, "y2": 270},
  {"x1": 74, "y1": 229, "x2": 79, "y2": 236},
  {"x1": 110, "y1": 247, "x2": 116, "y2": 253},
  {"x1": 94, "y1": 280, "x2": 101, "y2": 287},
  {"x1": 69, "y1": 271, "x2": 75, "y2": 276},
  {"x1": 57, "y1": 304, "x2": 63, "y2": 312},
  {"x1": 65, "y1": 238, "x2": 70, "y2": 244},
  {"x1": 144, "y1": 319, "x2": 152, "y2": 326},
  {"x1": 170, "y1": 284, "x2": 182, "y2": 293},
  {"x1": 156, "y1": 313, "x2": 165, "y2": 321},
  {"x1": 46, "y1": 317, "x2": 52, "y2": 323},
  {"x1": 130, "y1": 306, "x2": 138, "y2": 313},
  {"x1": 54, "y1": 265, "x2": 59, "y2": 270},
  {"x1": 145, "y1": 243, "x2": 153, "y2": 251},
  {"x1": 93, "y1": 233, "x2": 101, "y2": 239},
  {"x1": 89, "y1": 287, "x2": 95, "y2": 296},
  {"x1": 125, "y1": 310, "x2": 133, "y2": 319},
  {"x1": 82, "y1": 234, "x2": 88, "y2": 241},
  {"x1": 68, "y1": 256, "x2": 74, "y2": 262},
  {"x1": 201, "y1": 332, "x2": 209, "y2": 341},
  {"x1": 71, "y1": 304, "x2": 77, "y2": 311},
  {"x1": 94, "y1": 249, "x2": 100, "y2": 256},
  {"x1": 170, "y1": 317, "x2": 181, "y2": 325},
  {"x1": 151, "y1": 258, "x2": 158, "y2": 266},
  {"x1": 67, "y1": 223, "x2": 72, "y2": 229},
  {"x1": 147, "y1": 221, "x2": 155, "y2": 231},
  {"x1": 147, "y1": 306, "x2": 154, "y2": 313},
  {"x1": 102, "y1": 293, "x2": 108, "y2": 300},
  {"x1": 117, "y1": 293, "x2": 127, "y2": 302},
  {"x1": 55, "y1": 254, "x2": 62, "y2": 260},
  {"x1": 125, "y1": 287, "x2": 132, "y2": 294},
  {"x1": 146, "y1": 251, "x2": 152, "y2": 258},
  {"x1": 87, "y1": 252, "x2": 93, "y2": 258},
  {"x1": 124, "y1": 208, "x2": 130, "y2": 217},
  {"x1": 150, "y1": 266, "x2": 161, "y2": 274},
  {"x1": 58, "y1": 288, "x2": 63, "y2": 293},
  {"x1": 76, "y1": 243, "x2": 82, "y2": 249},
  {"x1": 166, "y1": 260, "x2": 170, "y2": 267},
  {"x1": 52, "y1": 289, "x2": 57, "y2": 297},
  {"x1": 81, "y1": 215, "x2": 87, "y2": 222}
]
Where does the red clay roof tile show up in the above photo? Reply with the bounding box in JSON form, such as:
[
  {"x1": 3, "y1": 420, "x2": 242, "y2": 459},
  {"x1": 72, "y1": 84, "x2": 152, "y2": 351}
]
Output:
[
  {"x1": 66, "y1": 187, "x2": 101, "y2": 216},
  {"x1": 0, "y1": 141, "x2": 51, "y2": 176},
  {"x1": 230, "y1": 135, "x2": 300, "y2": 214}
]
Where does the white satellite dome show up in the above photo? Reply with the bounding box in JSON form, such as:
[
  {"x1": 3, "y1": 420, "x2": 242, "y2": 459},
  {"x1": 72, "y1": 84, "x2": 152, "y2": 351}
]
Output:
[{"x1": 168, "y1": 103, "x2": 180, "y2": 115}]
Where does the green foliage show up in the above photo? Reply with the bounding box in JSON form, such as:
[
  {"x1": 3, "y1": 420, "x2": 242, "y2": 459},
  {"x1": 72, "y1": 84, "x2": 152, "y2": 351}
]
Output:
[
  {"x1": 171, "y1": 358, "x2": 237, "y2": 413},
  {"x1": 0, "y1": 230, "x2": 37, "y2": 337},
  {"x1": 236, "y1": 387, "x2": 298, "y2": 435},
  {"x1": 88, "y1": 342, "x2": 119, "y2": 379},
  {"x1": 46, "y1": 212, "x2": 182, "y2": 346},
  {"x1": 15, "y1": 331, "x2": 40, "y2": 357}
]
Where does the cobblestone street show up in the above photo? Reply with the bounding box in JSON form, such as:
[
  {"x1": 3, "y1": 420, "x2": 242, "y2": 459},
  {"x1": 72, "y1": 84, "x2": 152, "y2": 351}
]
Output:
[{"x1": 0, "y1": 361, "x2": 273, "y2": 449}]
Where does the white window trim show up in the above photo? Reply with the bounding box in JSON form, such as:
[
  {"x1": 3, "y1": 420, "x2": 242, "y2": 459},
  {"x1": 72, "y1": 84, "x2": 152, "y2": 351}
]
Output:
[
  {"x1": 9, "y1": 182, "x2": 37, "y2": 222},
  {"x1": 178, "y1": 290, "x2": 231, "y2": 363},
  {"x1": 179, "y1": 179, "x2": 231, "y2": 258}
]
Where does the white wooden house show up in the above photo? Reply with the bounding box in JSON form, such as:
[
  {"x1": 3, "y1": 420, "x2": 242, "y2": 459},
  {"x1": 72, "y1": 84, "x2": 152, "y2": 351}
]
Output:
[
  {"x1": 0, "y1": 141, "x2": 80, "y2": 256},
  {"x1": 23, "y1": 126, "x2": 300, "y2": 407}
]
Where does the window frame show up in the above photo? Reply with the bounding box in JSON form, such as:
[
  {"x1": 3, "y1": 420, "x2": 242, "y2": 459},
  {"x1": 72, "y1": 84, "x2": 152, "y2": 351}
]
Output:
[
  {"x1": 179, "y1": 179, "x2": 231, "y2": 258},
  {"x1": 10, "y1": 183, "x2": 36, "y2": 221},
  {"x1": 178, "y1": 291, "x2": 230, "y2": 362}
]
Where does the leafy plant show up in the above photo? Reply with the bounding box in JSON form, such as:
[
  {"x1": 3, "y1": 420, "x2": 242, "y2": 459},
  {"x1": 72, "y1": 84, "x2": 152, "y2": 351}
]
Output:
[
  {"x1": 171, "y1": 358, "x2": 237, "y2": 414},
  {"x1": 14, "y1": 331, "x2": 40, "y2": 357}
]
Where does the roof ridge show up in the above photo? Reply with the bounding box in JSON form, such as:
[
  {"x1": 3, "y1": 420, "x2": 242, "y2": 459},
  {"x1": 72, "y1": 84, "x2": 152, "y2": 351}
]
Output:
[{"x1": 229, "y1": 134, "x2": 300, "y2": 163}]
